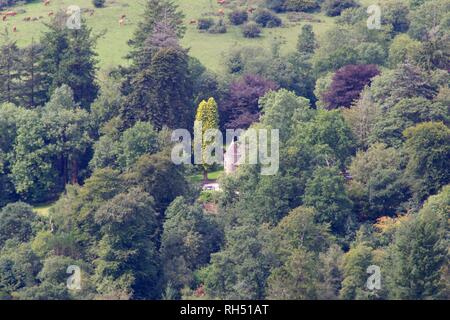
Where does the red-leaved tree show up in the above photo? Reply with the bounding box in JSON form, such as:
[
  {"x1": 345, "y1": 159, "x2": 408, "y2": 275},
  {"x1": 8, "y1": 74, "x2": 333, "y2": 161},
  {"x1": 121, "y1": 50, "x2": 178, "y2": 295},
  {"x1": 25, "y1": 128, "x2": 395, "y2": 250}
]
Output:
[
  {"x1": 221, "y1": 74, "x2": 279, "y2": 129},
  {"x1": 323, "y1": 64, "x2": 380, "y2": 109}
]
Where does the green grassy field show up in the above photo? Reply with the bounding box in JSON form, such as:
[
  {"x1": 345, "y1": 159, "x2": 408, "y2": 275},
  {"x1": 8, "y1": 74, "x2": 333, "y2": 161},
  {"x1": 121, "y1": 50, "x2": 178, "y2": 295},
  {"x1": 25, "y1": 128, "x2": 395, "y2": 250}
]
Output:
[
  {"x1": 1, "y1": 0, "x2": 337, "y2": 72},
  {"x1": 33, "y1": 202, "x2": 53, "y2": 216},
  {"x1": 190, "y1": 169, "x2": 224, "y2": 183}
]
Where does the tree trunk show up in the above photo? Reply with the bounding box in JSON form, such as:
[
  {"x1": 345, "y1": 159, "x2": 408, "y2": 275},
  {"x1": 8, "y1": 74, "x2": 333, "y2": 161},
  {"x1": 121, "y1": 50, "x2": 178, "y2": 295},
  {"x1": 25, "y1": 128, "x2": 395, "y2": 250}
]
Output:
[
  {"x1": 203, "y1": 169, "x2": 208, "y2": 183},
  {"x1": 61, "y1": 155, "x2": 67, "y2": 187},
  {"x1": 71, "y1": 159, "x2": 79, "y2": 185}
]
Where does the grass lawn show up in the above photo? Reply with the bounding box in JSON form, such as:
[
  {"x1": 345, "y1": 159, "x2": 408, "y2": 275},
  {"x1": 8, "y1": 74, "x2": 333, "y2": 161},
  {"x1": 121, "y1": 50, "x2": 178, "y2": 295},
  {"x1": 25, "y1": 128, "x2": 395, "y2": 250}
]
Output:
[
  {"x1": 33, "y1": 202, "x2": 54, "y2": 217},
  {"x1": 1, "y1": 0, "x2": 337, "y2": 72},
  {"x1": 190, "y1": 169, "x2": 224, "y2": 183}
]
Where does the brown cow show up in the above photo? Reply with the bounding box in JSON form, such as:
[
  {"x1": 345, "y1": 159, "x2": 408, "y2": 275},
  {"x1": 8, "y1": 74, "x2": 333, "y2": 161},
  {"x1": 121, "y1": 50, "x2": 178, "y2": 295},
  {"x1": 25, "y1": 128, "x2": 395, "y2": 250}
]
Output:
[
  {"x1": 44, "y1": 0, "x2": 51, "y2": 6},
  {"x1": 190, "y1": 19, "x2": 197, "y2": 24},
  {"x1": 24, "y1": 17, "x2": 31, "y2": 21},
  {"x1": 48, "y1": 11, "x2": 54, "y2": 16},
  {"x1": 119, "y1": 18, "x2": 125, "y2": 26},
  {"x1": 2, "y1": 16, "x2": 7, "y2": 21},
  {"x1": 13, "y1": 25, "x2": 17, "y2": 32},
  {"x1": 218, "y1": 8, "x2": 224, "y2": 15}
]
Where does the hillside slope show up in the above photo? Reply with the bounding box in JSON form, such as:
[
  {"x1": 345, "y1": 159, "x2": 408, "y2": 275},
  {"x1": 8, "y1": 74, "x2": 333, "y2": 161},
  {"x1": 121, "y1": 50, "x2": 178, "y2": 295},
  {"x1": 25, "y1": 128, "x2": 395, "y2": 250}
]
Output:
[{"x1": 0, "y1": 0, "x2": 337, "y2": 72}]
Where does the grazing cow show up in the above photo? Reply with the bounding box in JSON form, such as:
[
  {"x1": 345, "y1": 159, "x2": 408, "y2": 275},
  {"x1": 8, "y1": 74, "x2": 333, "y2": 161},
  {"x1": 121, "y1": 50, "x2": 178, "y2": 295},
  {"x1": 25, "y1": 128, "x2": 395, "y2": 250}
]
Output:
[
  {"x1": 119, "y1": 18, "x2": 125, "y2": 26},
  {"x1": 2, "y1": 16, "x2": 7, "y2": 21},
  {"x1": 48, "y1": 11, "x2": 54, "y2": 16},
  {"x1": 120, "y1": 14, "x2": 126, "y2": 19},
  {"x1": 5, "y1": 11, "x2": 17, "y2": 17},
  {"x1": 218, "y1": 8, "x2": 224, "y2": 15},
  {"x1": 194, "y1": 284, "x2": 206, "y2": 297},
  {"x1": 190, "y1": 19, "x2": 197, "y2": 24},
  {"x1": 13, "y1": 26, "x2": 17, "y2": 32},
  {"x1": 44, "y1": 0, "x2": 51, "y2": 6},
  {"x1": 24, "y1": 17, "x2": 31, "y2": 21}
]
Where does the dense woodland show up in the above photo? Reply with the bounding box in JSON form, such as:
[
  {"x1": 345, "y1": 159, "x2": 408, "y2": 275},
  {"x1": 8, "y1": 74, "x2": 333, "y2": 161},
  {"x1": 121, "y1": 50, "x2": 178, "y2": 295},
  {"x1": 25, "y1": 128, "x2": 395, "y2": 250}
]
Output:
[{"x1": 0, "y1": 0, "x2": 449, "y2": 300}]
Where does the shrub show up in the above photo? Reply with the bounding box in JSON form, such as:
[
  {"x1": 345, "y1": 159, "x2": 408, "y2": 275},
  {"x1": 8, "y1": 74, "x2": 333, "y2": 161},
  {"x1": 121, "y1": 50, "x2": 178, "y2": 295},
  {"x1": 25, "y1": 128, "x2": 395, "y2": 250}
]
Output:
[
  {"x1": 242, "y1": 22, "x2": 262, "y2": 38},
  {"x1": 197, "y1": 18, "x2": 214, "y2": 30},
  {"x1": 253, "y1": 9, "x2": 282, "y2": 28},
  {"x1": 322, "y1": 0, "x2": 359, "y2": 17},
  {"x1": 92, "y1": 0, "x2": 105, "y2": 8},
  {"x1": 335, "y1": 7, "x2": 366, "y2": 25},
  {"x1": 208, "y1": 20, "x2": 227, "y2": 34},
  {"x1": 228, "y1": 9, "x2": 248, "y2": 25},
  {"x1": 285, "y1": 0, "x2": 320, "y2": 12},
  {"x1": 265, "y1": 0, "x2": 286, "y2": 12}
]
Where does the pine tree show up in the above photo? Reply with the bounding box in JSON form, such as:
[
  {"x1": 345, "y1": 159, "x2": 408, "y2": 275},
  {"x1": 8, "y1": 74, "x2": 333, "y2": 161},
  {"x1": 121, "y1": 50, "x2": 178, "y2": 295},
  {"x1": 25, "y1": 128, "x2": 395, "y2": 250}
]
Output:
[
  {"x1": 39, "y1": 14, "x2": 70, "y2": 100},
  {"x1": 40, "y1": 13, "x2": 99, "y2": 108},
  {"x1": 60, "y1": 24, "x2": 99, "y2": 108},
  {"x1": 18, "y1": 40, "x2": 47, "y2": 108},
  {"x1": 0, "y1": 35, "x2": 21, "y2": 105},
  {"x1": 128, "y1": 0, "x2": 185, "y2": 68},
  {"x1": 297, "y1": 24, "x2": 316, "y2": 56},
  {"x1": 123, "y1": 46, "x2": 194, "y2": 130},
  {"x1": 194, "y1": 97, "x2": 219, "y2": 182}
]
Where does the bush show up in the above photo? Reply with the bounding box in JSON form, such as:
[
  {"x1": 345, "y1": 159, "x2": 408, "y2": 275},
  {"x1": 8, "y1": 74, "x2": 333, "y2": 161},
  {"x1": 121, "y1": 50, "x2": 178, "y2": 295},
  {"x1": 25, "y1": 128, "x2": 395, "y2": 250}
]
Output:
[
  {"x1": 265, "y1": 0, "x2": 286, "y2": 12},
  {"x1": 335, "y1": 7, "x2": 366, "y2": 25},
  {"x1": 285, "y1": 0, "x2": 320, "y2": 12},
  {"x1": 253, "y1": 9, "x2": 282, "y2": 28},
  {"x1": 322, "y1": 0, "x2": 359, "y2": 17},
  {"x1": 228, "y1": 9, "x2": 248, "y2": 25},
  {"x1": 197, "y1": 18, "x2": 214, "y2": 30},
  {"x1": 92, "y1": 0, "x2": 105, "y2": 8},
  {"x1": 242, "y1": 22, "x2": 262, "y2": 38},
  {"x1": 208, "y1": 20, "x2": 227, "y2": 34}
]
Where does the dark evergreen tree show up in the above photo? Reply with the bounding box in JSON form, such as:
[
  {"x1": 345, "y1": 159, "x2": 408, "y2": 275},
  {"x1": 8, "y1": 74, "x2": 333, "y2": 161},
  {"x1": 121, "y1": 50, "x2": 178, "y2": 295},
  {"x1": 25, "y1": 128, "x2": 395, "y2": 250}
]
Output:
[
  {"x1": 123, "y1": 46, "x2": 194, "y2": 130},
  {"x1": 128, "y1": 0, "x2": 185, "y2": 68},
  {"x1": 19, "y1": 41, "x2": 47, "y2": 108},
  {"x1": 40, "y1": 13, "x2": 99, "y2": 108},
  {"x1": 297, "y1": 24, "x2": 316, "y2": 56},
  {"x1": 0, "y1": 36, "x2": 21, "y2": 105},
  {"x1": 59, "y1": 24, "x2": 99, "y2": 108}
]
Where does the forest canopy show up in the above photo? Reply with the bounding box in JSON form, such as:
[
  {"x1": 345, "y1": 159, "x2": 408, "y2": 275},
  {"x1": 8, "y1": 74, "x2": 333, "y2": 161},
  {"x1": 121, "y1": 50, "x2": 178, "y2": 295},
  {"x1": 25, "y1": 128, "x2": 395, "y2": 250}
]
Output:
[{"x1": 0, "y1": 0, "x2": 448, "y2": 301}]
